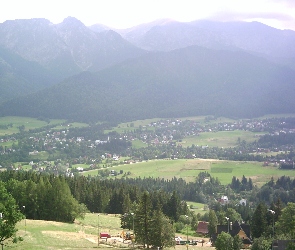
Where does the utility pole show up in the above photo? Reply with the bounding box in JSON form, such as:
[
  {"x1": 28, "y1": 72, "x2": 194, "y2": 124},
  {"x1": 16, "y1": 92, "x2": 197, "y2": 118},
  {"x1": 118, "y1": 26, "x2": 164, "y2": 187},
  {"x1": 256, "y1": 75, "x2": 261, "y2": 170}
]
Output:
[
  {"x1": 185, "y1": 215, "x2": 189, "y2": 250},
  {"x1": 23, "y1": 206, "x2": 26, "y2": 233},
  {"x1": 0, "y1": 213, "x2": 3, "y2": 250},
  {"x1": 268, "y1": 209, "x2": 275, "y2": 250},
  {"x1": 97, "y1": 214, "x2": 100, "y2": 247},
  {"x1": 225, "y1": 217, "x2": 229, "y2": 233},
  {"x1": 131, "y1": 212, "x2": 135, "y2": 248}
]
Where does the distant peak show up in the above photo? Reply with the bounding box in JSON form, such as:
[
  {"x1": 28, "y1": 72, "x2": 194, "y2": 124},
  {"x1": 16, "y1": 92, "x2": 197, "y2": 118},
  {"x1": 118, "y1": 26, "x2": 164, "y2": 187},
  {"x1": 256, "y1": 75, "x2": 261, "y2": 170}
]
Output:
[{"x1": 61, "y1": 16, "x2": 84, "y2": 26}]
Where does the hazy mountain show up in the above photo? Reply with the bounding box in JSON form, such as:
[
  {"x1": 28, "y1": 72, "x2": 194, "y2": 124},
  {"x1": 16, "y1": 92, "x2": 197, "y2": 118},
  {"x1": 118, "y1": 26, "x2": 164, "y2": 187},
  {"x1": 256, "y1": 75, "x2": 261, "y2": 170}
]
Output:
[
  {"x1": 0, "y1": 17, "x2": 294, "y2": 122},
  {"x1": 0, "y1": 46, "x2": 58, "y2": 103},
  {"x1": 88, "y1": 23, "x2": 111, "y2": 33},
  {"x1": 0, "y1": 17, "x2": 146, "y2": 76},
  {"x1": 1, "y1": 46, "x2": 294, "y2": 122},
  {"x1": 0, "y1": 17, "x2": 146, "y2": 102},
  {"x1": 118, "y1": 20, "x2": 295, "y2": 64}
]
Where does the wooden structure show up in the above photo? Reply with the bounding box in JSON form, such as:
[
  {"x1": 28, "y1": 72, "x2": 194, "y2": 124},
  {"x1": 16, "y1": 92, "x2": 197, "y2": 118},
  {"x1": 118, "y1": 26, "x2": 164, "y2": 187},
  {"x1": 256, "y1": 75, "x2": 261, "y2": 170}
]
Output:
[
  {"x1": 196, "y1": 221, "x2": 209, "y2": 235},
  {"x1": 212, "y1": 221, "x2": 252, "y2": 248}
]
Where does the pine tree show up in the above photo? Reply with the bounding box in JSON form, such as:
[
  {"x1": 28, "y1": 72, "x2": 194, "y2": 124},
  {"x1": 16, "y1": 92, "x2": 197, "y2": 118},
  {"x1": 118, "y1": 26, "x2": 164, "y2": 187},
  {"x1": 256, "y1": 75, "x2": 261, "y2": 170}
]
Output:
[
  {"x1": 208, "y1": 209, "x2": 218, "y2": 237},
  {"x1": 251, "y1": 202, "x2": 268, "y2": 238},
  {"x1": 149, "y1": 207, "x2": 175, "y2": 248},
  {"x1": 164, "y1": 190, "x2": 181, "y2": 222},
  {"x1": 135, "y1": 191, "x2": 153, "y2": 248}
]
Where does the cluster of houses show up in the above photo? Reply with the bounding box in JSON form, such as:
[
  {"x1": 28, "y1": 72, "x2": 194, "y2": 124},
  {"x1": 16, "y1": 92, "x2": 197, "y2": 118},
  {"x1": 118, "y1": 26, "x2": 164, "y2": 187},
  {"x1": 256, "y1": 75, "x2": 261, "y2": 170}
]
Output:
[{"x1": 196, "y1": 220, "x2": 294, "y2": 249}]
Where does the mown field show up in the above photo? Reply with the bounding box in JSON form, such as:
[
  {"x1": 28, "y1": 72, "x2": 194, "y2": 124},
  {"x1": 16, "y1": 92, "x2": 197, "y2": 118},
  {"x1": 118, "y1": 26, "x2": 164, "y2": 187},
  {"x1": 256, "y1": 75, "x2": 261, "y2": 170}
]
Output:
[
  {"x1": 0, "y1": 116, "x2": 87, "y2": 137},
  {"x1": 82, "y1": 158, "x2": 295, "y2": 187},
  {"x1": 179, "y1": 130, "x2": 264, "y2": 148}
]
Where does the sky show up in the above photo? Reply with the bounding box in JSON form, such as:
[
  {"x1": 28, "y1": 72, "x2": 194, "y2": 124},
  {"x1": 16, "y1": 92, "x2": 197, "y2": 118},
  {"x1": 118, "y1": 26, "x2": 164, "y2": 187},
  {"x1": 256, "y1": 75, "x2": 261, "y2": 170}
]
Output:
[{"x1": 1, "y1": 0, "x2": 295, "y2": 30}]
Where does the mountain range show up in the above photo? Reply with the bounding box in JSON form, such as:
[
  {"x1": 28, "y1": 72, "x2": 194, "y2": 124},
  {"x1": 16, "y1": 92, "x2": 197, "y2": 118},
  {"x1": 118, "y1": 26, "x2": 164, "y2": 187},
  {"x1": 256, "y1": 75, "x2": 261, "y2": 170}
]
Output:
[{"x1": 0, "y1": 17, "x2": 294, "y2": 122}]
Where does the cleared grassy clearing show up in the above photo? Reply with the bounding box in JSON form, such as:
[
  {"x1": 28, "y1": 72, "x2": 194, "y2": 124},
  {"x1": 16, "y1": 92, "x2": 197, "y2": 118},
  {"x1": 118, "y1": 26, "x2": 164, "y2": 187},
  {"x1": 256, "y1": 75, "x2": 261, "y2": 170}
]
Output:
[
  {"x1": 0, "y1": 116, "x2": 65, "y2": 136},
  {"x1": 52, "y1": 122, "x2": 88, "y2": 130},
  {"x1": 12, "y1": 213, "x2": 208, "y2": 250},
  {"x1": 179, "y1": 130, "x2": 262, "y2": 148},
  {"x1": 11, "y1": 213, "x2": 123, "y2": 250},
  {"x1": 131, "y1": 139, "x2": 148, "y2": 148},
  {"x1": 0, "y1": 116, "x2": 89, "y2": 137},
  {"x1": 187, "y1": 201, "x2": 208, "y2": 215},
  {"x1": 81, "y1": 158, "x2": 294, "y2": 186}
]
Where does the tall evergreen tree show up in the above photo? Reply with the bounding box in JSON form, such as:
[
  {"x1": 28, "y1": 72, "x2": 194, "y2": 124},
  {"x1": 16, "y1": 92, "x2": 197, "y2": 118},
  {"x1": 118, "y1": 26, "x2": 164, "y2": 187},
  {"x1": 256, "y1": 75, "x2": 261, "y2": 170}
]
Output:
[
  {"x1": 149, "y1": 206, "x2": 175, "y2": 248},
  {"x1": 48, "y1": 177, "x2": 82, "y2": 222},
  {"x1": 208, "y1": 209, "x2": 218, "y2": 238},
  {"x1": 251, "y1": 202, "x2": 268, "y2": 238},
  {"x1": 164, "y1": 191, "x2": 181, "y2": 222},
  {"x1": 135, "y1": 191, "x2": 153, "y2": 248}
]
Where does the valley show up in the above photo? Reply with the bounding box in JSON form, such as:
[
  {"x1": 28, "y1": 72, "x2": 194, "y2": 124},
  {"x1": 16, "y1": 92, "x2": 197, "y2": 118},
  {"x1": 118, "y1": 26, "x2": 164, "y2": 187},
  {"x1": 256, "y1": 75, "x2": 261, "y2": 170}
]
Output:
[{"x1": 0, "y1": 16, "x2": 295, "y2": 249}]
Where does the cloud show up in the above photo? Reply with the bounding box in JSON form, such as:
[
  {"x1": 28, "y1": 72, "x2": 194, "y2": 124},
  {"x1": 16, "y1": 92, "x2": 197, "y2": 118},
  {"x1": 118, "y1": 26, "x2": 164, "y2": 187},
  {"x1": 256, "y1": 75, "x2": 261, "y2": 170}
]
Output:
[
  {"x1": 209, "y1": 11, "x2": 294, "y2": 22},
  {"x1": 267, "y1": 0, "x2": 295, "y2": 9}
]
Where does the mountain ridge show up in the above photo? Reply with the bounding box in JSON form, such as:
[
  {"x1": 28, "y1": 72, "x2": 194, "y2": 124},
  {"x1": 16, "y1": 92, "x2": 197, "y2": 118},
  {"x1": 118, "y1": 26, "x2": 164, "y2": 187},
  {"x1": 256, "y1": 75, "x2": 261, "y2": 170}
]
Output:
[
  {"x1": 1, "y1": 45, "x2": 294, "y2": 122},
  {"x1": 0, "y1": 17, "x2": 294, "y2": 122}
]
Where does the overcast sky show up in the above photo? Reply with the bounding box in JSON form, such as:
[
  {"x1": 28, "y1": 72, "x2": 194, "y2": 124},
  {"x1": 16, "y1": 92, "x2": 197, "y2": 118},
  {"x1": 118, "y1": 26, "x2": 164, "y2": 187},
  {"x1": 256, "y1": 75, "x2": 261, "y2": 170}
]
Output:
[{"x1": 1, "y1": 0, "x2": 295, "y2": 30}]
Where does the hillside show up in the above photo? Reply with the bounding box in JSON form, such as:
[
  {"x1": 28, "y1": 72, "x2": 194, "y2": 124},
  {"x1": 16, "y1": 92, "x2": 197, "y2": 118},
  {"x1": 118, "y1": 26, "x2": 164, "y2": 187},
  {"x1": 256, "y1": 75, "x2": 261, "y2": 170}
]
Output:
[
  {"x1": 0, "y1": 17, "x2": 146, "y2": 72},
  {"x1": 0, "y1": 45, "x2": 294, "y2": 122},
  {"x1": 119, "y1": 20, "x2": 295, "y2": 60},
  {"x1": 0, "y1": 17, "x2": 146, "y2": 100},
  {"x1": 0, "y1": 46, "x2": 60, "y2": 103}
]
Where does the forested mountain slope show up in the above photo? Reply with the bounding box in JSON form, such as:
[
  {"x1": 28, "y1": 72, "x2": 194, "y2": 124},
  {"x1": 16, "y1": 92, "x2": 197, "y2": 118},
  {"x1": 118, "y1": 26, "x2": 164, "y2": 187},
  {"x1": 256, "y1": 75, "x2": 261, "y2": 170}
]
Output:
[
  {"x1": 1, "y1": 45, "x2": 294, "y2": 123},
  {"x1": 0, "y1": 46, "x2": 58, "y2": 103}
]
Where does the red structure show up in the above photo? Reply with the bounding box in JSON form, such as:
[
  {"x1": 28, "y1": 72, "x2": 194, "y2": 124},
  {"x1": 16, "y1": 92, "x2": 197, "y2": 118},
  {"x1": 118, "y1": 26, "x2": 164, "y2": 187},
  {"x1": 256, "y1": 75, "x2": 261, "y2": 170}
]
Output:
[{"x1": 196, "y1": 221, "x2": 208, "y2": 235}]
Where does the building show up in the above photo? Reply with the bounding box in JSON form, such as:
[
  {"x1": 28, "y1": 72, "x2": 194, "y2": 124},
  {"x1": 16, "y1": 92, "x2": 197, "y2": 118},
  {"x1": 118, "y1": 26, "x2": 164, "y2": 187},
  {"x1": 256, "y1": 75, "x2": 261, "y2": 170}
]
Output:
[
  {"x1": 196, "y1": 221, "x2": 209, "y2": 235},
  {"x1": 212, "y1": 221, "x2": 252, "y2": 248}
]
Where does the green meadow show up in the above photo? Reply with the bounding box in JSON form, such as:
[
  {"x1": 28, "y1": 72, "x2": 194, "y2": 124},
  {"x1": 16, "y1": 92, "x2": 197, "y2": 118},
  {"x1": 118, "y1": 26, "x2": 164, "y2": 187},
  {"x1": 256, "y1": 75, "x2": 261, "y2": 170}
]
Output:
[
  {"x1": 0, "y1": 116, "x2": 66, "y2": 136},
  {"x1": 10, "y1": 213, "x2": 124, "y2": 250},
  {"x1": 82, "y1": 159, "x2": 295, "y2": 186},
  {"x1": 179, "y1": 130, "x2": 263, "y2": 148},
  {"x1": 11, "y1": 213, "x2": 204, "y2": 250}
]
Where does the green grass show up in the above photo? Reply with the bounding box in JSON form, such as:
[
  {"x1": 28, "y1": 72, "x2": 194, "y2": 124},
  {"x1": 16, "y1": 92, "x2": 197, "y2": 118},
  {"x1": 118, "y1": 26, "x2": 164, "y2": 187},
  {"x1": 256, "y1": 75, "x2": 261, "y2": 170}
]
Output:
[
  {"x1": 179, "y1": 130, "x2": 261, "y2": 148},
  {"x1": 187, "y1": 201, "x2": 208, "y2": 215},
  {"x1": 82, "y1": 158, "x2": 295, "y2": 187},
  {"x1": 10, "y1": 212, "x2": 207, "y2": 249},
  {"x1": 0, "y1": 116, "x2": 89, "y2": 137},
  {"x1": 0, "y1": 116, "x2": 65, "y2": 136},
  {"x1": 10, "y1": 213, "x2": 123, "y2": 250},
  {"x1": 131, "y1": 139, "x2": 148, "y2": 149},
  {"x1": 52, "y1": 122, "x2": 88, "y2": 130}
]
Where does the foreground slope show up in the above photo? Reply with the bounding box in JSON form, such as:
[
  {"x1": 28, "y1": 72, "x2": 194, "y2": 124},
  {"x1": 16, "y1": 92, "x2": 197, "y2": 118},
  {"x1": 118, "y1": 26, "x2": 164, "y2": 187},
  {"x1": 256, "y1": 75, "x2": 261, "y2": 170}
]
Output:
[{"x1": 0, "y1": 46, "x2": 294, "y2": 122}]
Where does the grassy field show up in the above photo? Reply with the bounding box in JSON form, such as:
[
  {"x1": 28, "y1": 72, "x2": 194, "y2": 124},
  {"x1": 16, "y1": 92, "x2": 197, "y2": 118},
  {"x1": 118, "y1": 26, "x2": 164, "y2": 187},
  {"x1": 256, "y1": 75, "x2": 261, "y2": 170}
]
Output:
[
  {"x1": 82, "y1": 158, "x2": 295, "y2": 186},
  {"x1": 0, "y1": 117, "x2": 65, "y2": 136},
  {"x1": 10, "y1": 213, "x2": 122, "y2": 250},
  {"x1": 179, "y1": 130, "x2": 263, "y2": 148},
  {"x1": 11, "y1": 213, "x2": 208, "y2": 250},
  {"x1": 0, "y1": 116, "x2": 89, "y2": 137}
]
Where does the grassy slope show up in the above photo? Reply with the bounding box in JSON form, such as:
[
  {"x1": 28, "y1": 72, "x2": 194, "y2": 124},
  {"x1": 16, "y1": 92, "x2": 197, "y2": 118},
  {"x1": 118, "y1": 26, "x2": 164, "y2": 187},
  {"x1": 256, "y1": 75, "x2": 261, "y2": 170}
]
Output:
[
  {"x1": 11, "y1": 213, "x2": 122, "y2": 250},
  {"x1": 0, "y1": 117, "x2": 66, "y2": 136},
  {"x1": 12, "y1": 213, "x2": 204, "y2": 250}
]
